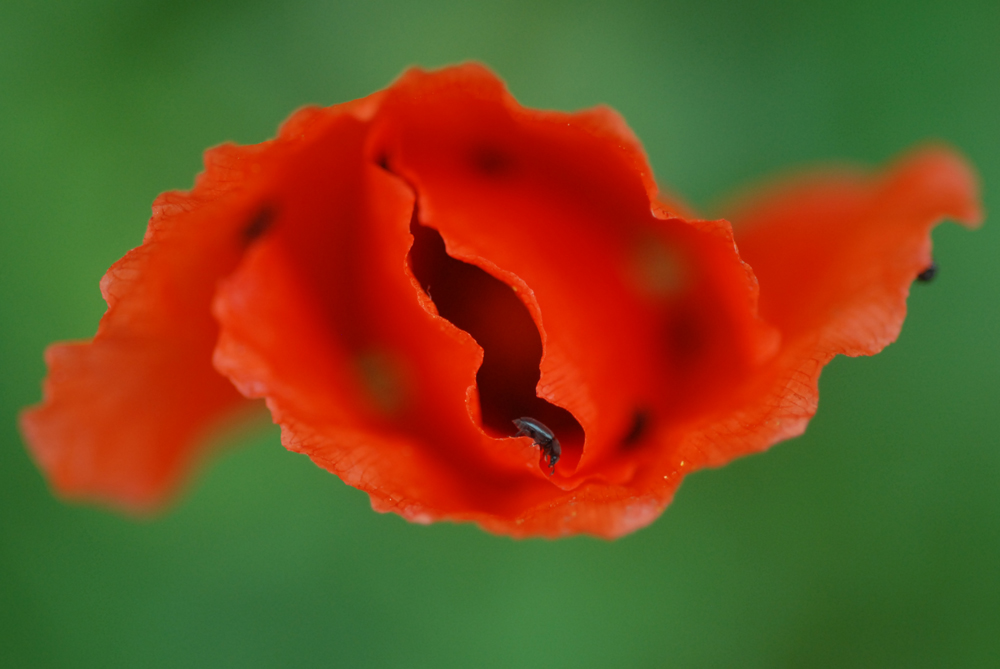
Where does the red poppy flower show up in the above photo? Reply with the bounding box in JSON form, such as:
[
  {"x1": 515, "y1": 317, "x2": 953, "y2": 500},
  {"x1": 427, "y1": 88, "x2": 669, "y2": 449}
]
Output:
[{"x1": 21, "y1": 64, "x2": 981, "y2": 538}]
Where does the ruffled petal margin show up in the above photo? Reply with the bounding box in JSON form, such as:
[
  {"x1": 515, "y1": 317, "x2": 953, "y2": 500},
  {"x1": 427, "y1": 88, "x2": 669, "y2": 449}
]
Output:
[
  {"x1": 19, "y1": 96, "x2": 389, "y2": 510},
  {"x1": 671, "y1": 146, "x2": 982, "y2": 471},
  {"x1": 18, "y1": 145, "x2": 273, "y2": 510}
]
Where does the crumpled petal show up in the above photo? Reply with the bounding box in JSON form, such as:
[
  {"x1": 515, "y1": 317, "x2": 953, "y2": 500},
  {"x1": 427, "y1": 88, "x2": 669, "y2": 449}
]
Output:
[
  {"x1": 212, "y1": 109, "x2": 525, "y2": 525},
  {"x1": 350, "y1": 64, "x2": 780, "y2": 535},
  {"x1": 208, "y1": 64, "x2": 781, "y2": 536},
  {"x1": 19, "y1": 97, "x2": 389, "y2": 510},
  {"x1": 18, "y1": 144, "x2": 274, "y2": 509},
  {"x1": 669, "y1": 145, "x2": 982, "y2": 471}
]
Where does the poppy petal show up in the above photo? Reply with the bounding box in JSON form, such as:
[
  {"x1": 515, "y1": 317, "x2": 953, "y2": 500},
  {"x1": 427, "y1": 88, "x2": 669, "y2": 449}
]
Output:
[
  {"x1": 669, "y1": 146, "x2": 982, "y2": 468},
  {"x1": 17, "y1": 143, "x2": 280, "y2": 510},
  {"x1": 19, "y1": 98, "x2": 391, "y2": 510}
]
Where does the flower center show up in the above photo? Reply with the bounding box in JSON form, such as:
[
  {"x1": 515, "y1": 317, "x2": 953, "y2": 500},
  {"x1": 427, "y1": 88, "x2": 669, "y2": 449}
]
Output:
[{"x1": 407, "y1": 216, "x2": 584, "y2": 470}]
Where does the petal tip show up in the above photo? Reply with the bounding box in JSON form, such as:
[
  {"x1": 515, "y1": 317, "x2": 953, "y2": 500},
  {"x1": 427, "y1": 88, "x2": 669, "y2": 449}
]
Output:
[{"x1": 890, "y1": 144, "x2": 984, "y2": 228}]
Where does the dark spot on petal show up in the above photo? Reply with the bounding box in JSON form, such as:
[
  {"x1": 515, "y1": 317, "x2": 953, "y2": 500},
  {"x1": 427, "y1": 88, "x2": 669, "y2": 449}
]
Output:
[
  {"x1": 470, "y1": 146, "x2": 513, "y2": 177},
  {"x1": 916, "y1": 262, "x2": 938, "y2": 283},
  {"x1": 670, "y1": 308, "x2": 706, "y2": 363},
  {"x1": 242, "y1": 205, "x2": 275, "y2": 245},
  {"x1": 375, "y1": 153, "x2": 390, "y2": 171},
  {"x1": 622, "y1": 409, "x2": 650, "y2": 449}
]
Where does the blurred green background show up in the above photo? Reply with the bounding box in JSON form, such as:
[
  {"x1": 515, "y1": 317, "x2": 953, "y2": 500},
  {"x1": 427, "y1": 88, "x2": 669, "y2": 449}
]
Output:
[{"x1": 2, "y1": 0, "x2": 998, "y2": 666}]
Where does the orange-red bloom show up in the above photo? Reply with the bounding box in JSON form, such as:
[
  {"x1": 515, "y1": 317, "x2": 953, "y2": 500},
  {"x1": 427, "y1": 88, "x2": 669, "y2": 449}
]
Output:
[{"x1": 21, "y1": 64, "x2": 982, "y2": 538}]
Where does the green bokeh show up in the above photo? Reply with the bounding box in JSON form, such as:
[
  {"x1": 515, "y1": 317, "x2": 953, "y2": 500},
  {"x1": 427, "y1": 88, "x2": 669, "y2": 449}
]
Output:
[{"x1": 2, "y1": 1, "x2": 998, "y2": 666}]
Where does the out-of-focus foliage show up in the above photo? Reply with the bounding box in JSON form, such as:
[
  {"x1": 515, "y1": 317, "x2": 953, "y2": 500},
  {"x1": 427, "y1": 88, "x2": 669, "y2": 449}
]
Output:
[{"x1": 2, "y1": 1, "x2": 997, "y2": 666}]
